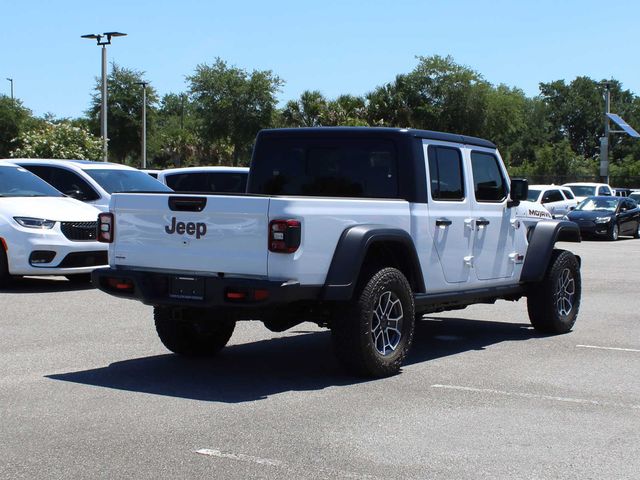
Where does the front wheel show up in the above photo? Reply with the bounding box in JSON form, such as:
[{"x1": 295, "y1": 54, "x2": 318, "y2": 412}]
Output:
[
  {"x1": 608, "y1": 223, "x2": 619, "y2": 241},
  {"x1": 527, "y1": 249, "x2": 581, "y2": 334},
  {"x1": 331, "y1": 267, "x2": 415, "y2": 377},
  {"x1": 633, "y1": 221, "x2": 640, "y2": 239},
  {"x1": 154, "y1": 306, "x2": 236, "y2": 357}
]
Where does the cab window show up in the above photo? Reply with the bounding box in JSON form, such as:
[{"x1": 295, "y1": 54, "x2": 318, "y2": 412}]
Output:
[
  {"x1": 598, "y1": 186, "x2": 611, "y2": 196},
  {"x1": 561, "y1": 189, "x2": 575, "y2": 200},
  {"x1": 427, "y1": 145, "x2": 464, "y2": 201},
  {"x1": 470, "y1": 151, "x2": 507, "y2": 202}
]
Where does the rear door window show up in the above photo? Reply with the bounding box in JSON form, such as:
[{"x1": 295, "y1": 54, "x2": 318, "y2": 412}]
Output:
[
  {"x1": 561, "y1": 189, "x2": 575, "y2": 200},
  {"x1": 427, "y1": 145, "x2": 464, "y2": 201}
]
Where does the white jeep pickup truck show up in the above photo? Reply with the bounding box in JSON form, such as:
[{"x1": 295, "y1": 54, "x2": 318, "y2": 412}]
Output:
[{"x1": 93, "y1": 127, "x2": 582, "y2": 377}]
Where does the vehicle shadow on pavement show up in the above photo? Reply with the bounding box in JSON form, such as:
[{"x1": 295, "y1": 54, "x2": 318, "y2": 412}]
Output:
[
  {"x1": 47, "y1": 317, "x2": 542, "y2": 403},
  {"x1": 0, "y1": 276, "x2": 94, "y2": 293}
]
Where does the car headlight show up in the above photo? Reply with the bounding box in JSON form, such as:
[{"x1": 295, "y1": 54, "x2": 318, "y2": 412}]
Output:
[
  {"x1": 13, "y1": 217, "x2": 56, "y2": 229},
  {"x1": 594, "y1": 216, "x2": 611, "y2": 224}
]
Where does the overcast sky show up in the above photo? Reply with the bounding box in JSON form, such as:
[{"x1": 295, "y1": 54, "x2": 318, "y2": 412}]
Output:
[{"x1": 2, "y1": 0, "x2": 638, "y2": 118}]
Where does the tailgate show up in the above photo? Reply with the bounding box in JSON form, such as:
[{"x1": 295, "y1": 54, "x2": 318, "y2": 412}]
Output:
[{"x1": 111, "y1": 194, "x2": 270, "y2": 276}]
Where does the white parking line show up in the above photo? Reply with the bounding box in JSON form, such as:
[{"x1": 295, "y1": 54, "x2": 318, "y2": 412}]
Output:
[
  {"x1": 576, "y1": 344, "x2": 640, "y2": 353},
  {"x1": 196, "y1": 448, "x2": 376, "y2": 479},
  {"x1": 431, "y1": 384, "x2": 640, "y2": 410}
]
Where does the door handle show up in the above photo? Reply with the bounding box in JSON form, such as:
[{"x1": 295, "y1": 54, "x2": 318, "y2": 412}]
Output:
[
  {"x1": 435, "y1": 218, "x2": 452, "y2": 227},
  {"x1": 476, "y1": 219, "x2": 490, "y2": 227}
]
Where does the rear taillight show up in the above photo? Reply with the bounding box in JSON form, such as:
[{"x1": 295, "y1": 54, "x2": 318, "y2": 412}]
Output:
[
  {"x1": 268, "y1": 219, "x2": 301, "y2": 253},
  {"x1": 98, "y1": 213, "x2": 114, "y2": 243}
]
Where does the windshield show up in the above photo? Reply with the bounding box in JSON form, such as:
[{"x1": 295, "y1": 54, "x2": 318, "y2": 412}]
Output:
[
  {"x1": 85, "y1": 169, "x2": 172, "y2": 194},
  {"x1": 567, "y1": 185, "x2": 596, "y2": 197},
  {"x1": 576, "y1": 197, "x2": 619, "y2": 212},
  {"x1": 630, "y1": 192, "x2": 640, "y2": 202},
  {"x1": 526, "y1": 189, "x2": 541, "y2": 202},
  {"x1": 0, "y1": 165, "x2": 64, "y2": 197}
]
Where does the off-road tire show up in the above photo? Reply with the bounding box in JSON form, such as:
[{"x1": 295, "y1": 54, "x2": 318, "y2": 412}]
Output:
[
  {"x1": 154, "y1": 306, "x2": 236, "y2": 357},
  {"x1": 608, "y1": 223, "x2": 619, "y2": 241},
  {"x1": 0, "y1": 249, "x2": 11, "y2": 288},
  {"x1": 331, "y1": 267, "x2": 415, "y2": 378},
  {"x1": 527, "y1": 249, "x2": 581, "y2": 334}
]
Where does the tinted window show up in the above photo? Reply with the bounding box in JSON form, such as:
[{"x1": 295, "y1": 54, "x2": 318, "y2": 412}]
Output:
[
  {"x1": 470, "y1": 151, "x2": 507, "y2": 202},
  {"x1": 84, "y1": 169, "x2": 172, "y2": 194},
  {"x1": 561, "y1": 189, "x2": 575, "y2": 200},
  {"x1": 427, "y1": 146, "x2": 464, "y2": 200},
  {"x1": 598, "y1": 186, "x2": 611, "y2": 196},
  {"x1": 527, "y1": 189, "x2": 541, "y2": 202},
  {"x1": 0, "y1": 166, "x2": 64, "y2": 197},
  {"x1": 249, "y1": 138, "x2": 398, "y2": 198},
  {"x1": 629, "y1": 192, "x2": 640, "y2": 202},
  {"x1": 165, "y1": 172, "x2": 248, "y2": 193},
  {"x1": 23, "y1": 165, "x2": 99, "y2": 201},
  {"x1": 542, "y1": 190, "x2": 564, "y2": 203},
  {"x1": 567, "y1": 185, "x2": 596, "y2": 197}
]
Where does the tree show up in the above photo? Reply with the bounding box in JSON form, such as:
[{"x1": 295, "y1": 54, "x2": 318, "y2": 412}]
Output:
[
  {"x1": 0, "y1": 96, "x2": 34, "y2": 157},
  {"x1": 87, "y1": 63, "x2": 158, "y2": 164},
  {"x1": 187, "y1": 58, "x2": 283, "y2": 166},
  {"x1": 10, "y1": 122, "x2": 102, "y2": 159},
  {"x1": 281, "y1": 90, "x2": 328, "y2": 127}
]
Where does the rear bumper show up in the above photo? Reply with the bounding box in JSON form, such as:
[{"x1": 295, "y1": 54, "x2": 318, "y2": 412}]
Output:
[{"x1": 92, "y1": 267, "x2": 321, "y2": 308}]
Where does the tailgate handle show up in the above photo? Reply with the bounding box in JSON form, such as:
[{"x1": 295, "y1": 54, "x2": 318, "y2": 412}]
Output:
[{"x1": 168, "y1": 196, "x2": 207, "y2": 212}]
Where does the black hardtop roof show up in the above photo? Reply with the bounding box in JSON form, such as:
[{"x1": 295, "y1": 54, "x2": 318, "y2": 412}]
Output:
[{"x1": 257, "y1": 127, "x2": 496, "y2": 149}]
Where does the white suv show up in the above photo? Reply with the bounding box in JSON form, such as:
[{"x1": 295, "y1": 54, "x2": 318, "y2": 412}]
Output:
[
  {"x1": 562, "y1": 182, "x2": 614, "y2": 203},
  {"x1": 10, "y1": 159, "x2": 172, "y2": 212},
  {"x1": 0, "y1": 163, "x2": 106, "y2": 286},
  {"x1": 527, "y1": 185, "x2": 578, "y2": 218}
]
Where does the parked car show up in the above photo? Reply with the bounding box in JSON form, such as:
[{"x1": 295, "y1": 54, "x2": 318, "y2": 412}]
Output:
[
  {"x1": 562, "y1": 182, "x2": 614, "y2": 203},
  {"x1": 629, "y1": 191, "x2": 640, "y2": 203},
  {"x1": 10, "y1": 159, "x2": 172, "y2": 212},
  {"x1": 526, "y1": 185, "x2": 578, "y2": 218},
  {"x1": 565, "y1": 196, "x2": 640, "y2": 240},
  {"x1": 0, "y1": 162, "x2": 107, "y2": 286},
  {"x1": 157, "y1": 166, "x2": 249, "y2": 194}
]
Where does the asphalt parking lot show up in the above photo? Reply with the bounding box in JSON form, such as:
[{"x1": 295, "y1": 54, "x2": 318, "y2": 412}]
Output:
[{"x1": 1, "y1": 239, "x2": 639, "y2": 480}]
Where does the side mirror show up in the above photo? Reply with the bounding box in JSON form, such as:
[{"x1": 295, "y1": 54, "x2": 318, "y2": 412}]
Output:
[
  {"x1": 569, "y1": 206, "x2": 576, "y2": 211},
  {"x1": 508, "y1": 178, "x2": 528, "y2": 207}
]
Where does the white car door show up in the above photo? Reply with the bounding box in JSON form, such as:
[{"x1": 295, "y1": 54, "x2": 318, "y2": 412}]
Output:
[
  {"x1": 541, "y1": 189, "x2": 567, "y2": 217},
  {"x1": 423, "y1": 141, "x2": 474, "y2": 285}
]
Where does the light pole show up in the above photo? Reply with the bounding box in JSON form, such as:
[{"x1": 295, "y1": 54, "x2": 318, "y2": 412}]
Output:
[
  {"x1": 81, "y1": 31, "x2": 127, "y2": 161},
  {"x1": 136, "y1": 81, "x2": 148, "y2": 169},
  {"x1": 6, "y1": 78, "x2": 13, "y2": 100}
]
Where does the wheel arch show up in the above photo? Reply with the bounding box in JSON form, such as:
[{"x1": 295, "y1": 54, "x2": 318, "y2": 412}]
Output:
[
  {"x1": 322, "y1": 225, "x2": 425, "y2": 301},
  {"x1": 520, "y1": 220, "x2": 581, "y2": 283}
]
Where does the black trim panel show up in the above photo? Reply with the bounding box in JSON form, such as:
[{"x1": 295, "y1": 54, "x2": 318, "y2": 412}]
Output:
[
  {"x1": 92, "y1": 267, "x2": 321, "y2": 308},
  {"x1": 322, "y1": 225, "x2": 425, "y2": 301},
  {"x1": 520, "y1": 220, "x2": 581, "y2": 283},
  {"x1": 414, "y1": 285, "x2": 524, "y2": 311}
]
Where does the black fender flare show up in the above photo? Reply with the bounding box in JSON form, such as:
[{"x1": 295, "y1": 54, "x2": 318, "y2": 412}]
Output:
[
  {"x1": 520, "y1": 220, "x2": 581, "y2": 283},
  {"x1": 322, "y1": 225, "x2": 425, "y2": 301}
]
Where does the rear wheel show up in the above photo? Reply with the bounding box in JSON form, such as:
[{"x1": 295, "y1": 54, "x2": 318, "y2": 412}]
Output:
[
  {"x1": 331, "y1": 267, "x2": 415, "y2": 378},
  {"x1": 527, "y1": 249, "x2": 581, "y2": 334},
  {"x1": 154, "y1": 306, "x2": 236, "y2": 357}
]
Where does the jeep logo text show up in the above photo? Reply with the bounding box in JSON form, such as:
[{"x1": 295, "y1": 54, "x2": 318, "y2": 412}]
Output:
[{"x1": 165, "y1": 217, "x2": 207, "y2": 239}]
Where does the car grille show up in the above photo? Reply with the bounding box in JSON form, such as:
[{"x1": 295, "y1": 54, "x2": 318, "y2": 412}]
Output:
[
  {"x1": 61, "y1": 222, "x2": 97, "y2": 241},
  {"x1": 58, "y1": 251, "x2": 108, "y2": 268}
]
